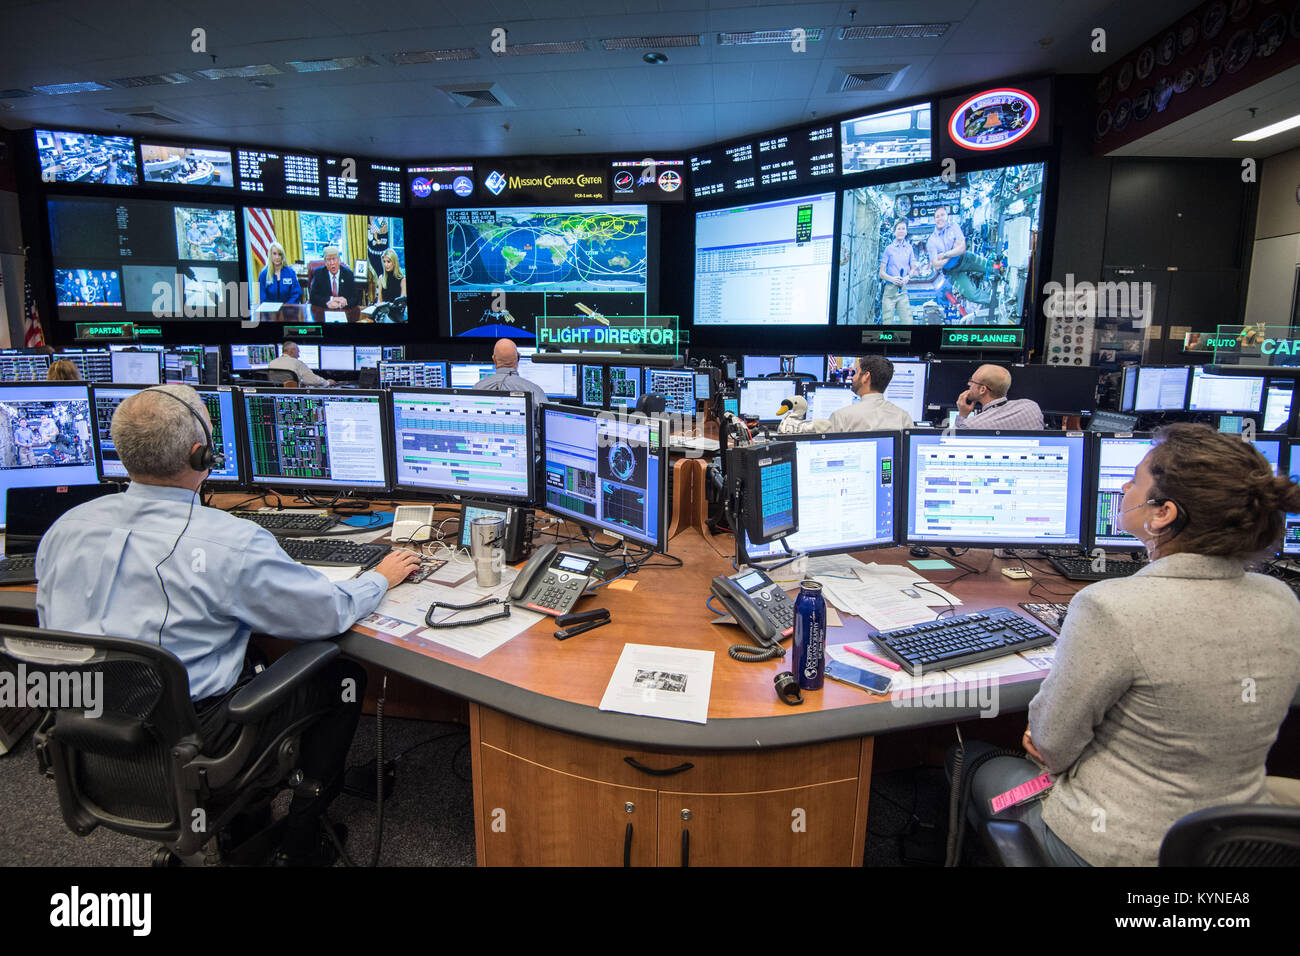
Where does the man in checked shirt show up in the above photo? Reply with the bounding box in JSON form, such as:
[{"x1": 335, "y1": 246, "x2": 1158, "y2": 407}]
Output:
[{"x1": 955, "y1": 365, "x2": 1045, "y2": 430}]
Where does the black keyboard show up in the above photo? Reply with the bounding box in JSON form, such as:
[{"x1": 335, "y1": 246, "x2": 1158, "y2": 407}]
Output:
[
  {"x1": 280, "y1": 538, "x2": 391, "y2": 570},
  {"x1": 874, "y1": 607, "x2": 1056, "y2": 677},
  {"x1": 0, "y1": 554, "x2": 37, "y2": 585},
  {"x1": 1048, "y1": 555, "x2": 1146, "y2": 581},
  {"x1": 232, "y1": 511, "x2": 339, "y2": 535}
]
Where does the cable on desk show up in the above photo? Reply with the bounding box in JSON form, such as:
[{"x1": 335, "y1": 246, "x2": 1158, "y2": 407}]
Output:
[
  {"x1": 1028, "y1": 578, "x2": 1076, "y2": 602},
  {"x1": 913, "y1": 583, "x2": 957, "y2": 620},
  {"x1": 705, "y1": 595, "x2": 722, "y2": 617}
]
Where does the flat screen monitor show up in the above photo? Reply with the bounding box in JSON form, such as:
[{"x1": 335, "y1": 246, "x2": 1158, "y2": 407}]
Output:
[
  {"x1": 354, "y1": 346, "x2": 383, "y2": 370},
  {"x1": 1004, "y1": 364, "x2": 1102, "y2": 416},
  {"x1": 837, "y1": 161, "x2": 1045, "y2": 327},
  {"x1": 0, "y1": 353, "x2": 52, "y2": 382},
  {"x1": 280, "y1": 344, "x2": 319, "y2": 369},
  {"x1": 740, "y1": 378, "x2": 800, "y2": 422},
  {"x1": 540, "y1": 404, "x2": 667, "y2": 551},
  {"x1": 163, "y1": 348, "x2": 201, "y2": 385},
  {"x1": 1263, "y1": 379, "x2": 1294, "y2": 433},
  {"x1": 583, "y1": 366, "x2": 644, "y2": 410},
  {"x1": 1188, "y1": 366, "x2": 1265, "y2": 413},
  {"x1": 110, "y1": 350, "x2": 163, "y2": 385},
  {"x1": 742, "y1": 355, "x2": 826, "y2": 379},
  {"x1": 35, "y1": 129, "x2": 137, "y2": 185},
  {"x1": 1119, "y1": 365, "x2": 1139, "y2": 412},
  {"x1": 645, "y1": 369, "x2": 695, "y2": 414},
  {"x1": 694, "y1": 192, "x2": 835, "y2": 326},
  {"x1": 753, "y1": 123, "x2": 838, "y2": 190},
  {"x1": 905, "y1": 430, "x2": 1089, "y2": 548},
  {"x1": 241, "y1": 388, "x2": 388, "y2": 492},
  {"x1": 806, "y1": 384, "x2": 856, "y2": 421},
  {"x1": 378, "y1": 362, "x2": 449, "y2": 389},
  {"x1": 1091, "y1": 434, "x2": 1155, "y2": 550},
  {"x1": 0, "y1": 382, "x2": 99, "y2": 529},
  {"x1": 60, "y1": 348, "x2": 112, "y2": 383},
  {"x1": 740, "y1": 432, "x2": 898, "y2": 560},
  {"x1": 230, "y1": 344, "x2": 279, "y2": 371},
  {"x1": 93, "y1": 384, "x2": 242, "y2": 484},
  {"x1": 839, "y1": 103, "x2": 932, "y2": 175},
  {"x1": 450, "y1": 363, "x2": 494, "y2": 389},
  {"x1": 140, "y1": 142, "x2": 234, "y2": 188},
  {"x1": 923, "y1": 359, "x2": 982, "y2": 412},
  {"x1": 516, "y1": 348, "x2": 578, "y2": 398},
  {"x1": 694, "y1": 371, "x2": 712, "y2": 402},
  {"x1": 1285, "y1": 439, "x2": 1299, "y2": 557},
  {"x1": 1133, "y1": 366, "x2": 1190, "y2": 412},
  {"x1": 318, "y1": 345, "x2": 354, "y2": 370},
  {"x1": 1252, "y1": 437, "x2": 1284, "y2": 477},
  {"x1": 389, "y1": 387, "x2": 534, "y2": 501},
  {"x1": 883, "y1": 360, "x2": 929, "y2": 423}
]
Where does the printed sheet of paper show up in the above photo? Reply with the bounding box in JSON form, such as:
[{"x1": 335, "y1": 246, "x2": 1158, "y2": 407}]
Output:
[{"x1": 599, "y1": 644, "x2": 715, "y2": 724}]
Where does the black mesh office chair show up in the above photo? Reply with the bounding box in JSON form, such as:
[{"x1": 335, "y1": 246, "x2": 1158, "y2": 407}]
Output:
[
  {"x1": 266, "y1": 368, "x2": 298, "y2": 386},
  {"x1": 0, "y1": 624, "x2": 341, "y2": 867},
  {"x1": 636, "y1": 393, "x2": 667, "y2": 415}
]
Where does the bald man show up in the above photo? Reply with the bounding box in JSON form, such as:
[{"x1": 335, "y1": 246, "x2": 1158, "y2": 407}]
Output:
[
  {"x1": 269, "y1": 341, "x2": 333, "y2": 387},
  {"x1": 475, "y1": 338, "x2": 549, "y2": 411},
  {"x1": 956, "y1": 364, "x2": 1044, "y2": 430}
]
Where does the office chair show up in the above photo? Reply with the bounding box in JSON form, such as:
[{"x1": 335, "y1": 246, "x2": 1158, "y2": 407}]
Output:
[
  {"x1": 636, "y1": 393, "x2": 667, "y2": 415},
  {"x1": 1, "y1": 624, "x2": 342, "y2": 867},
  {"x1": 266, "y1": 369, "x2": 298, "y2": 386}
]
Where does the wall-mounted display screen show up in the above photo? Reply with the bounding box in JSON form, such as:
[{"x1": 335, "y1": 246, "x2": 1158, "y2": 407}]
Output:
[
  {"x1": 839, "y1": 104, "x2": 932, "y2": 175},
  {"x1": 236, "y1": 148, "x2": 402, "y2": 205},
  {"x1": 35, "y1": 129, "x2": 137, "y2": 186},
  {"x1": 140, "y1": 142, "x2": 234, "y2": 187},
  {"x1": 754, "y1": 124, "x2": 837, "y2": 189},
  {"x1": 610, "y1": 158, "x2": 685, "y2": 202},
  {"x1": 689, "y1": 139, "x2": 757, "y2": 199},
  {"x1": 407, "y1": 163, "x2": 476, "y2": 205}
]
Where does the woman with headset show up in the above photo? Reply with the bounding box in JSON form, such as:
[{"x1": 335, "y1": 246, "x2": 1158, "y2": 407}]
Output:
[{"x1": 959, "y1": 424, "x2": 1300, "y2": 866}]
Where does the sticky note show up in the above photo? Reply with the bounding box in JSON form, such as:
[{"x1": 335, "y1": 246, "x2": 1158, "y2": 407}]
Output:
[
  {"x1": 990, "y1": 774, "x2": 1053, "y2": 814},
  {"x1": 608, "y1": 579, "x2": 638, "y2": 591},
  {"x1": 909, "y1": 559, "x2": 955, "y2": 570}
]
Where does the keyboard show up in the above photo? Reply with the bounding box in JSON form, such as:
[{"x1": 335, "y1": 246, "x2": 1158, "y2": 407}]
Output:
[
  {"x1": 873, "y1": 607, "x2": 1056, "y2": 677},
  {"x1": 280, "y1": 538, "x2": 391, "y2": 570},
  {"x1": 232, "y1": 511, "x2": 339, "y2": 535},
  {"x1": 0, "y1": 554, "x2": 37, "y2": 585},
  {"x1": 1048, "y1": 555, "x2": 1146, "y2": 581}
]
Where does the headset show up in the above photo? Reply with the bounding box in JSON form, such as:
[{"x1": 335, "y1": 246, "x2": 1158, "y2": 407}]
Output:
[{"x1": 146, "y1": 386, "x2": 214, "y2": 473}]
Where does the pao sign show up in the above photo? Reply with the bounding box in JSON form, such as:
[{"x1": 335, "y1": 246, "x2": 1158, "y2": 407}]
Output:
[{"x1": 948, "y1": 88, "x2": 1040, "y2": 151}]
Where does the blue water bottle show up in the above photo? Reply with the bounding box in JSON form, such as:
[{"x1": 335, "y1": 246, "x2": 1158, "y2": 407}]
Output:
[{"x1": 792, "y1": 580, "x2": 827, "y2": 691}]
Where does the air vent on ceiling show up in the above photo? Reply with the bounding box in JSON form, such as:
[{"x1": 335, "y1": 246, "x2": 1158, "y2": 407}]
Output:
[
  {"x1": 0, "y1": 89, "x2": 33, "y2": 99},
  {"x1": 832, "y1": 65, "x2": 908, "y2": 93},
  {"x1": 111, "y1": 73, "x2": 193, "y2": 88},
  {"x1": 839, "y1": 23, "x2": 951, "y2": 40},
  {"x1": 389, "y1": 48, "x2": 479, "y2": 64},
  {"x1": 284, "y1": 56, "x2": 379, "y2": 72},
  {"x1": 104, "y1": 105, "x2": 183, "y2": 126},
  {"x1": 437, "y1": 83, "x2": 515, "y2": 108},
  {"x1": 718, "y1": 28, "x2": 823, "y2": 45},
  {"x1": 494, "y1": 39, "x2": 588, "y2": 56},
  {"x1": 191, "y1": 64, "x2": 281, "y2": 80},
  {"x1": 602, "y1": 34, "x2": 701, "y2": 50}
]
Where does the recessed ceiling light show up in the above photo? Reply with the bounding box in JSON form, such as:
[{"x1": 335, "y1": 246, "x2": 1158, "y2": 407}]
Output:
[
  {"x1": 644, "y1": 51, "x2": 668, "y2": 64},
  {"x1": 33, "y1": 81, "x2": 111, "y2": 95},
  {"x1": 284, "y1": 56, "x2": 378, "y2": 72},
  {"x1": 1234, "y1": 111, "x2": 1300, "y2": 142}
]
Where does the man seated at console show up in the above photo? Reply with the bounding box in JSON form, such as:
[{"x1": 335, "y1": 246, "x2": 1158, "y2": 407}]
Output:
[
  {"x1": 308, "y1": 246, "x2": 361, "y2": 311},
  {"x1": 955, "y1": 364, "x2": 1044, "y2": 430},
  {"x1": 475, "y1": 338, "x2": 549, "y2": 410},
  {"x1": 269, "y1": 341, "x2": 334, "y2": 388},
  {"x1": 825, "y1": 355, "x2": 914, "y2": 432},
  {"x1": 35, "y1": 385, "x2": 420, "y2": 865}
]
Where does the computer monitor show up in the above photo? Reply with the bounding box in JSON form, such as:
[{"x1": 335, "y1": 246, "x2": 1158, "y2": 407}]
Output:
[
  {"x1": 1005, "y1": 364, "x2": 1102, "y2": 416},
  {"x1": 163, "y1": 346, "x2": 204, "y2": 385},
  {"x1": 905, "y1": 430, "x2": 1089, "y2": 549},
  {"x1": 354, "y1": 346, "x2": 383, "y2": 370},
  {"x1": 740, "y1": 431, "x2": 899, "y2": 561},
  {"x1": 739, "y1": 378, "x2": 800, "y2": 422},
  {"x1": 923, "y1": 359, "x2": 982, "y2": 412},
  {"x1": 516, "y1": 349, "x2": 578, "y2": 398},
  {"x1": 645, "y1": 369, "x2": 696, "y2": 414},
  {"x1": 281, "y1": 344, "x2": 319, "y2": 369},
  {"x1": 0, "y1": 382, "x2": 99, "y2": 529},
  {"x1": 93, "y1": 384, "x2": 243, "y2": 485},
  {"x1": 1263, "y1": 379, "x2": 1294, "y2": 433},
  {"x1": 540, "y1": 403, "x2": 668, "y2": 551},
  {"x1": 608, "y1": 366, "x2": 643, "y2": 410},
  {"x1": 1251, "y1": 437, "x2": 1284, "y2": 477},
  {"x1": 805, "y1": 383, "x2": 856, "y2": 421},
  {"x1": 319, "y1": 345, "x2": 355, "y2": 370},
  {"x1": 742, "y1": 355, "x2": 827, "y2": 380},
  {"x1": 229, "y1": 344, "x2": 279, "y2": 371},
  {"x1": 1187, "y1": 366, "x2": 1265, "y2": 413},
  {"x1": 723, "y1": 396, "x2": 739, "y2": 417},
  {"x1": 1118, "y1": 365, "x2": 1138, "y2": 412},
  {"x1": 1132, "y1": 365, "x2": 1190, "y2": 412},
  {"x1": 694, "y1": 370, "x2": 713, "y2": 402},
  {"x1": 110, "y1": 350, "x2": 163, "y2": 385},
  {"x1": 378, "y1": 361, "x2": 449, "y2": 389},
  {"x1": 388, "y1": 387, "x2": 533, "y2": 501},
  {"x1": 382, "y1": 346, "x2": 406, "y2": 362},
  {"x1": 0, "y1": 352, "x2": 52, "y2": 382},
  {"x1": 1090, "y1": 434, "x2": 1155, "y2": 550},
  {"x1": 883, "y1": 360, "x2": 928, "y2": 423},
  {"x1": 1285, "y1": 439, "x2": 1299, "y2": 558},
  {"x1": 241, "y1": 388, "x2": 389, "y2": 492},
  {"x1": 450, "y1": 362, "x2": 493, "y2": 389},
  {"x1": 60, "y1": 348, "x2": 113, "y2": 383}
]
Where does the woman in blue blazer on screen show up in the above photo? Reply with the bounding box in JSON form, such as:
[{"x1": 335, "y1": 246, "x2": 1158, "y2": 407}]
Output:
[{"x1": 259, "y1": 241, "x2": 302, "y2": 304}]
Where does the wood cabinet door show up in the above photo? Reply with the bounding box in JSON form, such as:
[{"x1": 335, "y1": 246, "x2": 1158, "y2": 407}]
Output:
[
  {"x1": 478, "y1": 744, "x2": 659, "y2": 866},
  {"x1": 657, "y1": 781, "x2": 860, "y2": 867}
]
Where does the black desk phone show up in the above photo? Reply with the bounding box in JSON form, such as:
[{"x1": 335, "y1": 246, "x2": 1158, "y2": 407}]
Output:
[
  {"x1": 509, "y1": 543, "x2": 598, "y2": 616},
  {"x1": 710, "y1": 567, "x2": 797, "y2": 649}
]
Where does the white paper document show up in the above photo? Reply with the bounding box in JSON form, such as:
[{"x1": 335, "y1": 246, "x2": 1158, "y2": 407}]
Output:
[
  {"x1": 324, "y1": 310, "x2": 348, "y2": 322},
  {"x1": 599, "y1": 644, "x2": 715, "y2": 724},
  {"x1": 255, "y1": 301, "x2": 282, "y2": 314}
]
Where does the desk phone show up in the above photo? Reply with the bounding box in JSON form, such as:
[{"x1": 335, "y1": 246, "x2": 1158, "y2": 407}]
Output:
[
  {"x1": 710, "y1": 567, "x2": 797, "y2": 646},
  {"x1": 509, "y1": 543, "x2": 598, "y2": 616}
]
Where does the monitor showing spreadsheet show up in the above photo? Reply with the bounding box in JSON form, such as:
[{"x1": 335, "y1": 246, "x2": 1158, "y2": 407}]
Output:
[
  {"x1": 450, "y1": 363, "x2": 493, "y2": 389},
  {"x1": 1091, "y1": 434, "x2": 1154, "y2": 549},
  {"x1": 883, "y1": 360, "x2": 928, "y2": 423},
  {"x1": 60, "y1": 348, "x2": 113, "y2": 383},
  {"x1": 1187, "y1": 367, "x2": 1265, "y2": 413},
  {"x1": 378, "y1": 361, "x2": 448, "y2": 389},
  {"x1": 516, "y1": 349, "x2": 578, "y2": 398},
  {"x1": 241, "y1": 388, "x2": 388, "y2": 491},
  {"x1": 319, "y1": 345, "x2": 355, "y2": 370},
  {"x1": 0, "y1": 353, "x2": 52, "y2": 382},
  {"x1": 354, "y1": 346, "x2": 383, "y2": 370}
]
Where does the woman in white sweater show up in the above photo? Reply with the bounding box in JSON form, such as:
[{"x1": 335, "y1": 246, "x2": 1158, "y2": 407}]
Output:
[{"x1": 966, "y1": 424, "x2": 1300, "y2": 866}]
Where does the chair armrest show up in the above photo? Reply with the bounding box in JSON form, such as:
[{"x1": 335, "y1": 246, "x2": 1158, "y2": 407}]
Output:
[
  {"x1": 983, "y1": 820, "x2": 1052, "y2": 867},
  {"x1": 225, "y1": 642, "x2": 340, "y2": 724}
]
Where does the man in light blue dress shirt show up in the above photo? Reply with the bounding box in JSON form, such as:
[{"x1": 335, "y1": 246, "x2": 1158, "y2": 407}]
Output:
[{"x1": 35, "y1": 385, "x2": 419, "y2": 864}]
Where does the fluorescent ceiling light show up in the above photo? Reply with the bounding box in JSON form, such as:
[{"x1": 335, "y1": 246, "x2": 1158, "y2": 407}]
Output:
[
  {"x1": 33, "y1": 81, "x2": 111, "y2": 94},
  {"x1": 1234, "y1": 112, "x2": 1300, "y2": 141}
]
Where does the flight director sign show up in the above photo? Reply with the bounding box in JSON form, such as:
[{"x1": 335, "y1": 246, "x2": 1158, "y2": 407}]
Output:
[
  {"x1": 537, "y1": 315, "x2": 681, "y2": 355},
  {"x1": 480, "y1": 158, "x2": 609, "y2": 203}
]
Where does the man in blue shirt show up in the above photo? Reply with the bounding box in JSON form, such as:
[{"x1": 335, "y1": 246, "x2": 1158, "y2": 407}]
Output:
[
  {"x1": 878, "y1": 219, "x2": 918, "y2": 325},
  {"x1": 36, "y1": 385, "x2": 420, "y2": 864},
  {"x1": 924, "y1": 205, "x2": 1006, "y2": 318}
]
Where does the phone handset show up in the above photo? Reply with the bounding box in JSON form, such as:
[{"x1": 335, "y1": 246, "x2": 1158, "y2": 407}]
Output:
[
  {"x1": 509, "y1": 543, "x2": 557, "y2": 602},
  {"x1": 710, "y1": 573, "x2": 787, "y2": 663}
]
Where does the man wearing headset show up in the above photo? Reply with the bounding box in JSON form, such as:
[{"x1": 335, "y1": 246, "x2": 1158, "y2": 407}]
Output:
[{"x1": 34, "y1": 385, "x2": 419, "y2": 865}]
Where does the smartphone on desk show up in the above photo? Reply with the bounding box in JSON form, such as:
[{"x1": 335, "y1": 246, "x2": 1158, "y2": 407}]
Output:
[{"x1": 826, "y1": 660, "x2": 893, "y2": 696}]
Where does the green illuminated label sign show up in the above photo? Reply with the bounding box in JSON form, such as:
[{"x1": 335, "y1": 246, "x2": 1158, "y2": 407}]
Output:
[
  {"x1": 135, "y1": 326, "x2": 163, "y2": 338},
  {"x1": 75, "y1": 323, "x2": 135, "y2": 341},
  {"x1": 283, "y1": 325, "x2": 324, "y2": 338},
  {"x1": 941, "y1": 327, "x2": 1025, "y2": 350}
]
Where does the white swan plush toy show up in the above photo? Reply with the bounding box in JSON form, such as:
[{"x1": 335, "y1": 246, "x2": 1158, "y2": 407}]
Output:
[{"x1": 776, "y1": 394, "x2": 828, "y2": 434}]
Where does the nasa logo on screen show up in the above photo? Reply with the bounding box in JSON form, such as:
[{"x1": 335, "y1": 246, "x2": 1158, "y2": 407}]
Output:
[
  {"x1": 452, "y1": 175, "x2": 474, "y2": 197},
  {"x1": 614, "y1": 170, "x2": 635, "y2": 192},
  {"x1": 947, "y1": 88, "x2": 1040, "y2": 151},
  {"x1": 657, "y1": 169, "x2": 681, "y2": 192},
  {"x1": 410, "y1": 177, "x2": 432, "y2": 198},
  {"x1": 484, "y1": 170, "x2": 507, "y2": 195}
]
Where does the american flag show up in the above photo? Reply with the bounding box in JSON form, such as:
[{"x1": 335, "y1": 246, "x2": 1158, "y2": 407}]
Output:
[
  {"x1": 245, "y1": 207, "x2": 275, "y2": 276},
  {"x1": 23, "y1": 260, "x2": 45, "y2": 348}
]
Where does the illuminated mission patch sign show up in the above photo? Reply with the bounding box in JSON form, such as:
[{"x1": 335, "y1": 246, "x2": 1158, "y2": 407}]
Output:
[{"x1": 948, "y1": 88, "x2": 1040, "y2": 151}]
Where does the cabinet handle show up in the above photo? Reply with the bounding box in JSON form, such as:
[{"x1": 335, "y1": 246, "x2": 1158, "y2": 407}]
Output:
[
  {"x1": 681, "y1": 828, "x2": 690, "y2": 867},
  {"x1": 623, "y1": 757, "x2": 694, "y2": 777},
  {"x1": 624, "y1": 822, "x2": 633, "y2": 867}
]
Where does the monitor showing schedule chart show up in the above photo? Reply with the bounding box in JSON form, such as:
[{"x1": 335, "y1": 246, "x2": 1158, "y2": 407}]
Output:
[
  {"x1": 242, "y1": 389, "x2": 388, "y2": 491},
  {"x1": 906, "y1": 430, "x2": 1088, "y2": 548},
  {"x1": 389, "y1": 388, "x2": 533, "y2": 501},
  {"x1": 1091, "y1": 434, "x2": 1154, "y2": 549}
]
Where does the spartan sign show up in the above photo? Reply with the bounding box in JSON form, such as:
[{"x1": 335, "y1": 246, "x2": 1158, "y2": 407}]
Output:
[
  {"x1": 341, "y1": 157, "x2": 357, "y2": 182},
  {"x1": 341, "y1": 677, "x2": 357, "y2": 703},
  {"x1": 940, "y1": 157, "x2": 957, "y2": 183},
  {"x1": 1089, "y1": 548, "x2": 1107, "y2": 574},
  {"x1": 791, "y1": 28, "x2": 806, "y2": 53},
  {"x1": 1241, "y1": 158, "x2": 1256, "y2": 183},
  {"x1": 190, "y1": 548, "x2": 206, "y2": 573},
  {"x1": 491, "y1": 27, "x2": 507, "y2": 54},
  {"x1": 191, "y1": 808, "x2": 207, "y2": 833},
  {"x1": 1091, "y1": 28, "x2": 1106, "y2": 54},
  {"x1": 790, "y1": 808, "x2": 806, "y2": 832},
  {"x1": 491, "y1": 807, "x2": 506, "y2": 832},
  {"x1": 1241, "y1": 419, "x2": 1256, "y2": 442},
  {"x1": 491, "y1": 289, "x2": 506, "y2": 312},
  {"x1": 1241, "y1": 677, "x2": 1257, "y2": 703},
  {"x1": 191, "y1": 27, "x2": 207, "y2": 53}
]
